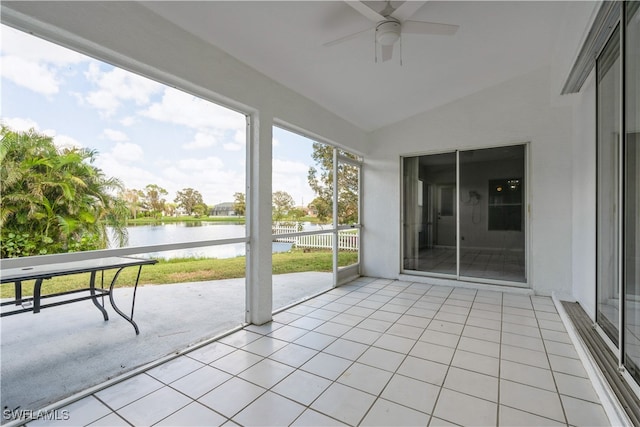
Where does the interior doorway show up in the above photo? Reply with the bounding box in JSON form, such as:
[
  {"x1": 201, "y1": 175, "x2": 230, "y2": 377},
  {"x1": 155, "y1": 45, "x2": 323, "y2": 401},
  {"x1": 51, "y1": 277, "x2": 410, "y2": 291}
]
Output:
[{"x1": 436, "y1": 184, "x2": 456, "y2": 247}]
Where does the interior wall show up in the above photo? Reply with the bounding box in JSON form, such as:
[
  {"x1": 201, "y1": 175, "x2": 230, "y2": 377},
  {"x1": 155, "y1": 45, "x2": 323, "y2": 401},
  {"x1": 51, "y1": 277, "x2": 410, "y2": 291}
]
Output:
[
  {"x1": 365, "y1": 66, "x2": 574, "y2": 297},
  {"x1": 571, "y1": 72, "x2": 597, "y2": 318}
]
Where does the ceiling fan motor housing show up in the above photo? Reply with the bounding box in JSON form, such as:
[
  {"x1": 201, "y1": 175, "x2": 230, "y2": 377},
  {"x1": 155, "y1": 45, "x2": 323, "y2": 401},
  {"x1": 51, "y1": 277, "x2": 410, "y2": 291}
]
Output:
[{"x1": 376, "y1": 20, "x2": 401, "y2": 46}]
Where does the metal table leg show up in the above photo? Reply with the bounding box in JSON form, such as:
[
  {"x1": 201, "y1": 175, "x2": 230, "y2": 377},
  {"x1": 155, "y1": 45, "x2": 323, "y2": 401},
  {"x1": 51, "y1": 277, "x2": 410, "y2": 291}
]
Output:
[
  {"x1": 89, "y1": 271, "x2": 109, "y2": 321},
  {"x1": 33, "y1": 278, "x2": 43, "y2": 313},
  {"x1": 108, "y1": 266, "x2": 140, "y2": 335},
  {"x1": 15, "y1": 281, "x2": 22, "y2": 306}
]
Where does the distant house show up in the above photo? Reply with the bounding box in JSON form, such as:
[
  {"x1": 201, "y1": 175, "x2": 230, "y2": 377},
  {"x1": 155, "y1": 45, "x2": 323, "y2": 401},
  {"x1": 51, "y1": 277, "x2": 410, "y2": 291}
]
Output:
[
  {"x1": 210, "y1": 202, "x2": 236, "y2": 216},
  {"x1": 306, "y1": 205, "x2": 318, "y2": 217}
]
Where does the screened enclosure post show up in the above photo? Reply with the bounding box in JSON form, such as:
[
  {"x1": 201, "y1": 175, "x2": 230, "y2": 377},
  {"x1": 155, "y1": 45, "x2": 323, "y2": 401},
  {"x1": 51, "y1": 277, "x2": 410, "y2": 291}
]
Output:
[
  {"x1": 332, "y1": 148, "x2": 339, "y2": 287},
  {"x1": 246, "y1": 112, "x2": 273, "y2": 325}
]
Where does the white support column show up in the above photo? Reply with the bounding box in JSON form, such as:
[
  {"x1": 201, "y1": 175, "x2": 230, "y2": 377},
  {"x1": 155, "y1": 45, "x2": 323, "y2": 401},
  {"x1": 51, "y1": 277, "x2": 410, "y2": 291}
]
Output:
[{"x1": 246, "y1": 112, "x2": 273, "y2": 325}]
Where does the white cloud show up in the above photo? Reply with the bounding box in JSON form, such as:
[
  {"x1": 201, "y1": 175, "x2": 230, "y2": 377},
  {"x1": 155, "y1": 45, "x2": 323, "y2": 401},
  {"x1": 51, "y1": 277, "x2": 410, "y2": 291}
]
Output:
[
  {"x1": 183, "y1": 132, "x2": 219, "y2": 150},
  {"x1": 96, "y1": 156, "x2": 157, "y2": 191},
  {"x1": 235, "y1": 129, "x2": 246, "y2": 144},
  {"x1": 94, "y1": 143, "x2": 149, "y2": 191},
  {"x1": 223, "y1": 129, "x2": 246, "y2": 152},
  {"x1": 1, "y1": 117, "x2": 82, "y2": 149},
  {"x1": 272, "y1": 158, "x2": 315, "y2": 207},
  {"x1": 1, "y1": 117, "x2": 40, "y2": 132},
  {"x1": 83, "y1": 62, "x2": 163, "y2": 116},
  {"x1": 1, "y1": 56, "x2": 60, "y2": 95},
  {"x1": 110, "y1": 143, "x2": 144, "y2": 163},
  {"x1": 1, "y1": 26, "x2": 86, "y2": 64},
  {"x1": 102, "y1": 128, "x2": 129, "y2": 142},
  {"x1": 272, "y1": 158, "x2": 309, "y2": 175},
  {"x1": 120, "y1": 116, "x2": 137, "y2": 126},
  {"x1": 50, "y1": 134, "x2": 83, "y2": 150},
  {"x1": 141, "y1": 87, "x2": 245, "y2": 132},
  {"x1": 178, "y1": 156, "x2": 225, "y2": 171},
  {"x1": 272, "y1": 137, "x2": 281, "y2": 147},
  {"x1": 1, "y1": 26, "x2": 88, "y2": 96},
  {"x1": 223, "y1": 142, "x2": 243, "y2": 152}
]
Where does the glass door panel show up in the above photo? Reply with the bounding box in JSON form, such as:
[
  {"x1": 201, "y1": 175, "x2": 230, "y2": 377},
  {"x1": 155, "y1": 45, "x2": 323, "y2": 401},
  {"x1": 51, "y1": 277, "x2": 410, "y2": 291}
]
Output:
[
  {"x1": 597, "y1": 26, "x2": 622, "y2": 346},
  {"x1": 624, "y1": 1, "x2": 640, "y2": 381},
  {"x1": 403, "y1": 152, "x2": 457, "y2": 275},
  {"x1": 459, "y1": 146, "x2": 526, "y2": 282}
]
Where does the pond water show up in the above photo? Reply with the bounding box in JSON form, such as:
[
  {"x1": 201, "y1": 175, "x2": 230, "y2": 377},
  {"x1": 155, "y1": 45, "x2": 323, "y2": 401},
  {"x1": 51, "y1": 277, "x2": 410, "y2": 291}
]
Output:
[{"x1": 110, "y1": 222, "x2": 325, "y2": 260}]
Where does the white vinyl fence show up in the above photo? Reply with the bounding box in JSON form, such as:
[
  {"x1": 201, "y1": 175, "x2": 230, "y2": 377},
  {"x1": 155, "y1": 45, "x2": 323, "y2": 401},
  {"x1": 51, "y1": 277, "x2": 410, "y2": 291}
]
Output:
[{"x1": 272, "y1": 224, "x2": 359, "y2": 251}]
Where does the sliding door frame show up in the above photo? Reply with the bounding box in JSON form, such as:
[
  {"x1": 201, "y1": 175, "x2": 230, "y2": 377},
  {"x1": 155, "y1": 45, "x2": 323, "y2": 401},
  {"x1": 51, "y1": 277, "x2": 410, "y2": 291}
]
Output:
[{"x1": 400, "y1": 142, "x2": 531, "y2": 288}]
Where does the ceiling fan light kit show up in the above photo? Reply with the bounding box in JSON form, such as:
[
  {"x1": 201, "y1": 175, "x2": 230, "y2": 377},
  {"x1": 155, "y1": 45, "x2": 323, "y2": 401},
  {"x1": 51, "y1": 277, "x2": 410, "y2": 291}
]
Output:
[
  {"x1": 375, "y1": 20, "x2": 401, "y2": 46},
  {"x1": 327, "y1": 1, "x2": 459, "y2": 64}
]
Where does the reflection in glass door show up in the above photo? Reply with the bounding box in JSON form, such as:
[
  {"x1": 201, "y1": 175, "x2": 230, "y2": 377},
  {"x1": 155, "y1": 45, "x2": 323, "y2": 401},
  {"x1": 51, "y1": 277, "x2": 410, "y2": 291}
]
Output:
[
  {"x1": 460, "y1": 146, "x2": 526, "y2": 282},
  {"x1": 596, "y1": 25, "x2": 621, "y2": 346},
  {"x1": 402, "y1": 145, "x2": 526, "y2": 284},
  {"x1": 403, "y1": 152, "x2": 456, "y2": 275},
  {"x1": 624, "y1": 1, "x2": 640, "y2": 383},
  {"x1": 437, "y1": 185, "x2": 456, "y2": 247}
]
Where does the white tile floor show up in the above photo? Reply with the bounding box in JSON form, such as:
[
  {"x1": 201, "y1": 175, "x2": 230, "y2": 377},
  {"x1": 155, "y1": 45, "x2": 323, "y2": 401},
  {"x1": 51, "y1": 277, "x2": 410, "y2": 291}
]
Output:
[
  {"x1": 27, "y1": 277, "x2": 611, "y2": 427},
  {"x1": 411, "y1": 248, "x2": 526, "y2": 283}
]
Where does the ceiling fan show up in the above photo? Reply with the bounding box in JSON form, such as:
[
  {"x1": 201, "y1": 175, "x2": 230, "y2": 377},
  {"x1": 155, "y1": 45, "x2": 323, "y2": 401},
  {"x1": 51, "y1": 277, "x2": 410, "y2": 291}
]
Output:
[{"x1": 325, "y1": 1, "x2": 459, "y2": 63}]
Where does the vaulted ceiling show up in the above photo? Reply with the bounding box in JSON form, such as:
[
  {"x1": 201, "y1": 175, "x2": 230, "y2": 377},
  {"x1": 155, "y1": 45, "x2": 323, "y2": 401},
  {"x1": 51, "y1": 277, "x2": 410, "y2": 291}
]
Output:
[{"x1": 140, "y1": 1, "x2": 574, "y2": 131}]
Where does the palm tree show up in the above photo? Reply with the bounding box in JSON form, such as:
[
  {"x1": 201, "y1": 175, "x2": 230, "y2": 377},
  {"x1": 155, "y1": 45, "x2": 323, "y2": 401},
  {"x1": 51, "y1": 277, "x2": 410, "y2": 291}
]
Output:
[{"x1": 0, "y1": 126, "x2": 128, "y2": 257}]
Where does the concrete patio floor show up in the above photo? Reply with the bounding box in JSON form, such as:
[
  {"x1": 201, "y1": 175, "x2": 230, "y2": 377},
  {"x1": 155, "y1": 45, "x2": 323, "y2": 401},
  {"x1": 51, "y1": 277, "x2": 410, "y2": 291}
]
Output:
[{"x1": 0, "y1": 272, "x2": 333, "y2": 418}]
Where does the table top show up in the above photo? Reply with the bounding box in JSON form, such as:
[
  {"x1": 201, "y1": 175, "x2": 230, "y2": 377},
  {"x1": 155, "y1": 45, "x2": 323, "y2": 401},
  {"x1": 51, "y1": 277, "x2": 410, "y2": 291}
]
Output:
[{"x1": 0, "y1": 256, "x2": 158, "y2": 283}]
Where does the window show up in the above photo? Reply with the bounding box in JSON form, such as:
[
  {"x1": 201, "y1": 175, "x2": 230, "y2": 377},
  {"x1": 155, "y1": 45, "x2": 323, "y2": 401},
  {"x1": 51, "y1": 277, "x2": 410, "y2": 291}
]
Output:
[{"x1": 488, "y1": 178, "x2": 523, "y2": 231}]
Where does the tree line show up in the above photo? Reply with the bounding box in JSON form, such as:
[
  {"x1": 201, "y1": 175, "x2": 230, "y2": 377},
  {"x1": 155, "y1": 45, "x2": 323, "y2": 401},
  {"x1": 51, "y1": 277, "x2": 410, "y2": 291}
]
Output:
[
  {"x1": 123, "y1": 185, "x2": 209, "y2": 219},
  {"x1": 0, "y1": 127, "x2": 358, "y2": 258}
]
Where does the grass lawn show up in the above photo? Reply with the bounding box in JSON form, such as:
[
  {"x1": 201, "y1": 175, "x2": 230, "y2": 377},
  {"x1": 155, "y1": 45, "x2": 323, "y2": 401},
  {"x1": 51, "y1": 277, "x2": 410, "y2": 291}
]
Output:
[{"x1": 0, "y1": 249, "x2": 358, "y2": 298}]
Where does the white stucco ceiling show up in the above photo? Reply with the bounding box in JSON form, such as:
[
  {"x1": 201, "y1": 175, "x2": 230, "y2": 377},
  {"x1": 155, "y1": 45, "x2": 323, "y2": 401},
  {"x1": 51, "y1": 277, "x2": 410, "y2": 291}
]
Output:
[{"x1": 140, "y1": 1, "x2": 570, "y2": 132}]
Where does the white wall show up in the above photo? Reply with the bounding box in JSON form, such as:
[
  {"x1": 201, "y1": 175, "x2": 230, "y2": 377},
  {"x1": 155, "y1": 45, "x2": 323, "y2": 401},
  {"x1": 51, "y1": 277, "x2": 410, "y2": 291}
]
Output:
[{"x1": 364, "y1": 66, "x2": 575, "y2": 297}]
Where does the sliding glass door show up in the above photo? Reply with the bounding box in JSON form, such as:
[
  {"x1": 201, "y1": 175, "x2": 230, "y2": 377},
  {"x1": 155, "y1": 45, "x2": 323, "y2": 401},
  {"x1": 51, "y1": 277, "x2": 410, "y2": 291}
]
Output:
[
  {"x1": 460, "y1": 146, "x2": 525, "y2": 282},
  {"x1": 403, "y1": 152, "x2": 456, "y2": 274},
  {"x1": 596, "y1": 25, "x2": 622, "y2": 346},
  {"x1": 402, "y1": 145, "x2": 526, "y2": 285},
  {"x1": 624, "y1": 1, "x2": 640, "y2": 383},
  {"x1": 595, "y1": 2, "x2": 640, "y2": 385}
]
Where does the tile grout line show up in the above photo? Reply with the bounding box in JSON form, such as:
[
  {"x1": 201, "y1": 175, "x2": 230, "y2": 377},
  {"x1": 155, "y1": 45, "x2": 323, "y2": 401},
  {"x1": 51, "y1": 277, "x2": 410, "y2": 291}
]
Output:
[
  {"x1": 533, "y1": 294, "x2": 571, "y2": 427},
  {"x1": 353, "y1": 280, "x2": 440, "y2": 426},
  {"x1": 281, "y1": 279, "x2": 421, "y2": 426},
  {"x1": 232, "y1": 281, "x2": 373, "y2": 426},
  {"x1": 425, "y1": 285, "x2": 474, "y2": 426}
]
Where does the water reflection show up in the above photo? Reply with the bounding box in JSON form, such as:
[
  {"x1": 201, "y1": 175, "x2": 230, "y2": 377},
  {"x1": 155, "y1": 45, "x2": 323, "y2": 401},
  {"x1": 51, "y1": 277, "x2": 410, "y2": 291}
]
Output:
[{"x1": 109, "y1": 222, "x2": 322, "y2": 260}]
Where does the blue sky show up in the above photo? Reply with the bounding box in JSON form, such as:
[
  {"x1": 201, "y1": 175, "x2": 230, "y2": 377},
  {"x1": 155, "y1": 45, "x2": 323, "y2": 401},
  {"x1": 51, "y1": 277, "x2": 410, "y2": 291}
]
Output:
[{"x1": 0, "y1": 25, "x2": 317, "y2": 207}]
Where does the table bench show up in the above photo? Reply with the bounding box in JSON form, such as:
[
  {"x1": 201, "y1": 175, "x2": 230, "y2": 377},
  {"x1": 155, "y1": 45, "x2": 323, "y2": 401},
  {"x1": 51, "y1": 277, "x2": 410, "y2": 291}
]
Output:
[{"x1": 0, "y1": 256, "x2": 157, "y2": 334}]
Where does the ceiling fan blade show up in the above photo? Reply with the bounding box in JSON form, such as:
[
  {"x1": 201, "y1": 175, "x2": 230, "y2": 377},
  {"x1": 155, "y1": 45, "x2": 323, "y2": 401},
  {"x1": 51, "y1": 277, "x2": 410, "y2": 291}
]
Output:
[
  {"x1": 390, "y1": 1, "x2": 428, "y2": 22},
  {"x1": 344, "y1": 1, "x2": 385, "y2": 22},
  {"x1": 323, "y1": 26, "x2": 373, "y2": 47},
  {"x1": 402, "y1": 20, "x2": 459, "y2": 36},
  {"x1": 380, "y1": 44, "x2": 394, "y2": 62}
]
